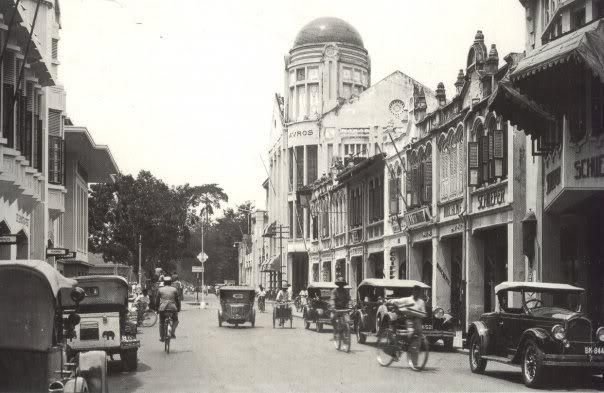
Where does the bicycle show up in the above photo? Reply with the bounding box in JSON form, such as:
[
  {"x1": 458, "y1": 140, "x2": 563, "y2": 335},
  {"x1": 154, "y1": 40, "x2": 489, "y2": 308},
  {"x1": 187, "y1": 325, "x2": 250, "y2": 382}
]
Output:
[
  {"x1": 163, "y1": 312, "x2": 175, "y2": 354},
  {"x1": 376, "y1": 319, "x2": 430, "y2": 371},
  {"x1": 257, "y1": 296, "x2": 266, "y2": 312},
  {"x1": 142, "y1": 309, "x2": 158, "y2": 327},
  {"x1": 332, "y1": 309, "x2": 352, "y2": 353}
]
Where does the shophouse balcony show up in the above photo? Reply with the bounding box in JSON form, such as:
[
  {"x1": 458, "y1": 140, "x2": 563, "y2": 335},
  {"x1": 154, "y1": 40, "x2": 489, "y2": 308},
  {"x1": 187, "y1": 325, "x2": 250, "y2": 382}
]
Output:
[
  {"x1": 349, "y1": 227, "x2": 363, "y2": 244},
  {"x1": 0, "y1": 143, "x2": 43, "y2": 209},
  {"x1": 333, "y1": 233, "x2": 346, "y2": 248},
  {"x1": 48, "y1": 183, "x2": 66, "y2": 219}
]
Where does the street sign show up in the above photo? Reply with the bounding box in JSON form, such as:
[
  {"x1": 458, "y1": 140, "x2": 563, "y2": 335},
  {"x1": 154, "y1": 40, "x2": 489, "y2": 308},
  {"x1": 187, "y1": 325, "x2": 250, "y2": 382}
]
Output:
[
  {"x1": 197, "y1": 252, "x2": 208, "y2": 263},
  {"x1": 192, "y1": 266, "x2": 203, "y2": 273},
  {"x1": 46, "y1": 248, "x2": 69, "y2": 257},
  {"x1": 56, "y1": 251, "x2": 77, "y2": 259},
  {"x1": 0, "y1": 235, "x2": 17, "y2": 245}
]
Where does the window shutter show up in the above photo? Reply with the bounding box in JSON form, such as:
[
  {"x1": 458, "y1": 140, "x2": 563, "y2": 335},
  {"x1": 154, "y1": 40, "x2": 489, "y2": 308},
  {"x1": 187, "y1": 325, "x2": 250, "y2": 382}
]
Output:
[
  {"x1": 468, "y1": 142, "x2": 480, "y2": 186},
  {"x1": 488, "y1": 131, "x2": 495, "y2": 181},
  {"x1": 423, "y1": 159, "x2": 432, "y2": 204},
  {"x1": 458, "y1": 144, "x2": 464, "y2": 192},
  {"x1": 3, "y1": 52, "x2": 15, "y2": 85},
  {"x1": 49, "y1": 110, "x2": 62, "y2": 136},
  {"x1": 481, "y1": 134, "x2": 489, "y2": 184},
  {"x1": 450, "y1": 145, "x2": 457, "y2": 195},
  {"x1": 442, "y1": 153, "x2": 449, "y2": 199},
  {"x1": 494, "y1": 129, "x2": 504, "y2": 177},
  {"x1": 389, "y1": 178, "x2": 398, "y2": 214},
  {"x1": 406, "y1": 167, "x2": 412, "y2": 206}
]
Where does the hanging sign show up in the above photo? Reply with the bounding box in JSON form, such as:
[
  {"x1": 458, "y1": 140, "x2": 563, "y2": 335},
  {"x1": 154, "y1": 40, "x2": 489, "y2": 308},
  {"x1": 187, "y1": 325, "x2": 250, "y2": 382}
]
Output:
[
  {"x1": 46, "y1": 248, "x2": 69, "y2": 257},
  {"x1": 55, "y1": 251, "x2": 77, "y2": 259}
]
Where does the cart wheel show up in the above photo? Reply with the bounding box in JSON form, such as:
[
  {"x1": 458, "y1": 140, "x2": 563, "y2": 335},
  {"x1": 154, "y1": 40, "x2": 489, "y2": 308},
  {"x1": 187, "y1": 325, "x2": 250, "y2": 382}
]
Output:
[
  {"x1": 316, "y1": 322, "x2": 322, "y2": 333},
  {"x1": 290, "y1": 316, "x2": 293, "y2": 328}
]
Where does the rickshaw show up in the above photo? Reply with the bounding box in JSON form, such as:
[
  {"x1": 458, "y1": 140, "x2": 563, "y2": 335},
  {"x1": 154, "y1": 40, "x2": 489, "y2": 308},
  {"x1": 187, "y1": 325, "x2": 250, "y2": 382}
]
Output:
[
  {"x1": 0, "y1": 260, "x2": 108, "y2": 393},
  {"x1": 302, "y1": 282, "x2": 351, "y2": 332},
  {"x1": 217, "y1": 286, "x2": 256, "y2": 327},
  {"x1": 61, "y1": 275, "x2": 140, "y2": 371}
]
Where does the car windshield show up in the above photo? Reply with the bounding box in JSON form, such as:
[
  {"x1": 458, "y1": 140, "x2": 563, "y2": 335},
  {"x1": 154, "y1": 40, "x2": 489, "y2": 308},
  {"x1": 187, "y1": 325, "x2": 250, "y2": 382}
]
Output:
[{"x1": 522, "y1": 290, "x2": 582, "y2": 316}]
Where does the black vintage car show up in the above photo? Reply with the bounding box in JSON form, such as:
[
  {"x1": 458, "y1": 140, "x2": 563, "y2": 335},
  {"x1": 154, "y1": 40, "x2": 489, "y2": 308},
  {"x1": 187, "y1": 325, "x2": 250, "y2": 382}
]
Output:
[
  {"x1": 217, "y1": 286, "x2": 256, "y2": 327},
  {"x1": 302, "y1": 282, "x2": 351, "y2": 332},
  {"x1": 353, "y1": 279, "x2": 455, "y2": 349},
  {"x1": 468, "y1": 281, "x2": 604, "y2": 388}
]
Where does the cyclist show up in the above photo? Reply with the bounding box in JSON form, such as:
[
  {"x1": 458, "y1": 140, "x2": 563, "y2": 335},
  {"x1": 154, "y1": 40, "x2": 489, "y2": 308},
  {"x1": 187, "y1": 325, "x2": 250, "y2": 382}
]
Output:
[
  {"x1": 275, "y1": 283, "x2": 290, "y2": 326},
  {"x1": 330, "y1": 276, "x2": 351, "y2": 327},
  {"x1": 155, "y1": 276, "x2": 181, "y2": 342},
  {"x1": 390, "y1": 285, "x2": 426, "y2": 367}
]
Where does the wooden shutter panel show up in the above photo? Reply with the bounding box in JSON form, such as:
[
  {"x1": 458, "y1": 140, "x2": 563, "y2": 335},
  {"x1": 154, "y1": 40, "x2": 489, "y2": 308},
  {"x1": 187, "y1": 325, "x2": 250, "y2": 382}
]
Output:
[
  {"x1": 494, "y1": 129, "x2": 504, "y2": 178},
  {"x1": 3, "y1": 52, "x2": 15, "y2": 85},
  {"x1": 468, "y1": 142, "x2": 480, "y2": 186},
  {"x1": 389, "y1": 178, "x2": 398, "y2": 214},
  {"x1": 423, "y1": 159, "x2": 432, "y2": 204},
  {"x1": 488, "y1": 131, "x2": 495, "y2": 180},
  {"x1": 406, "y1": 167, "x2": 412, "y2": 206}
]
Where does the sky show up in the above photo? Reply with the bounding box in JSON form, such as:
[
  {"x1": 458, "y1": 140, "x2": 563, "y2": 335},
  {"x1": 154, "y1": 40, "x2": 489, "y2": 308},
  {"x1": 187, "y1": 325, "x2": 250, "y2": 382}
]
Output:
[{"x1": 60, "y1": 0, "x2": 526, "y2": 209}]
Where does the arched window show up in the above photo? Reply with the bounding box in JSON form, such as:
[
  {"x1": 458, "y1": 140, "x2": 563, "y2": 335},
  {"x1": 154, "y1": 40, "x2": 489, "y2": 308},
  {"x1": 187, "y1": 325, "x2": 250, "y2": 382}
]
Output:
[
  {"x1": 16, "y1": 230, "x2": 28, "y2": 260},
  {"x1": 470, "y1": 115, "x2": 506, "y2": 187}
]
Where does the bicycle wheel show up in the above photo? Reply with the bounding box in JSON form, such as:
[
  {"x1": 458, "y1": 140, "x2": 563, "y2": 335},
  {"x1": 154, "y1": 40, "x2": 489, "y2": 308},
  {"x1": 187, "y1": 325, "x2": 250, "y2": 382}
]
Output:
[
  {"x1": 142, "y1": 311, "x2": 158, "y2": 327},
  {"x1": 407, "y1": 335, "x2": 429, "y2": 371},
  {"x1": 376, "y1": 329, "x2": 397, "y2": 367},
  {"x1": 342, "y1": 323, "x2": 351, "y2": 353},
  {"x1": 165, "y1": 321, "x2": 172, "y2": 354},
  {"x1": 333, "y1": 327, "x2": 341, "y2": 350}
]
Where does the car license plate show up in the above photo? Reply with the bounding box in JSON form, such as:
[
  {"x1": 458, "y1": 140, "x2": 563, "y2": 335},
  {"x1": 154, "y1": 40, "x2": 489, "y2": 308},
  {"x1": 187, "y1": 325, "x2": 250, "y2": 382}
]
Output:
[
  {"x1": 422, "y1": 324, "x2": 432, "y2": 330},
  {"x1": 585, "y1": 346, "x2": 604, "y2": 355}
]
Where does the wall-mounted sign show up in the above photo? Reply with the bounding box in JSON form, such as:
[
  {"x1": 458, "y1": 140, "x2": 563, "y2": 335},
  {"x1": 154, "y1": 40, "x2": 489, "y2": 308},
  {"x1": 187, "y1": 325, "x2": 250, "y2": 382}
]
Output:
[
  {"x1": 55, "y1": 251, "x2": 77, "y2": 259},
  {"x1": 574, "y1": 154, "x2": 604, "y2": 180},
  {"x1": 350, "y1": 246, "x2": 363, "y2": 257},
  {"x1": 46, "y1": 248, "x2": 69, "y2": 257},
  {"x1": 476, "y1": 187, "x2": 505, "y2": 210},
  {"x1": 287, "y1": 128, "x2": 319, "y2": 147},
  {"x1": 442, "y1": 201, "x2": 462, "y2": 218},
  {"x1": 404, "y1": 206, "x2": 431, "y2": 227},
  {"x1": 0, "y1": 235, "x2": 17, "y2": 244}
]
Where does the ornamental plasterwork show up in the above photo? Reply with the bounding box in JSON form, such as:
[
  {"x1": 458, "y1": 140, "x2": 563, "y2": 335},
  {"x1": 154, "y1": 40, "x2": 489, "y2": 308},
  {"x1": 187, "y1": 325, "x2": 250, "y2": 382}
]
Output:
[
  {"x1": 323, "y1": 44, "x2": 339, "y2": 60},
  {"x1": 389, "y1": 99, "x2": 405, "y2": 118},
  {"x1": 340, "y1": 128, "x2": 370, "y2": 136}
]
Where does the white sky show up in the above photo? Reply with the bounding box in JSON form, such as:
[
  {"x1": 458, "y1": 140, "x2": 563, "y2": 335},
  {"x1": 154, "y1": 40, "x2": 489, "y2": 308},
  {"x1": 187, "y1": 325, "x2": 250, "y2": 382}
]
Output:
[{"x1": 60, "y1": 0, "x2": 525, "y2": 208}]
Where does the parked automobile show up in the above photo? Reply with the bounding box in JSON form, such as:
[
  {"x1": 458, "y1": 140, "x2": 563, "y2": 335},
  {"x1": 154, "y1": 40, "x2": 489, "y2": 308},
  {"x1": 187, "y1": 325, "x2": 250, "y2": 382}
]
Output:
[
  {"x1": 353, "y1": 279, "x2": 455, "y2": 349},
  {"x1": 0, "y1": 260, "x2": 108, "y2": 393},
  {"x1": 217, "y1": 286, "x2": 256, "y2": 327},
  {"x1": 302, "y1": 282, "x2": 351, "y2": 332},
  {"x1": 61, "y1": 275, "x2": 140, "y2": 371},
  {"x1": 468, "y1": 281, "x2": 604, "y2": 388}
]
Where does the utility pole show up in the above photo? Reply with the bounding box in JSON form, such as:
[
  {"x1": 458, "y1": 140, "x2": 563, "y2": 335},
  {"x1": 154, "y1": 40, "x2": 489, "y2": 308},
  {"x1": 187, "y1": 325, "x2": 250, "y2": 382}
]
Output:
[
  {"x1": 138, "y1": 235, "x2": 142, "y2": 285},
  {"x1": 279, "y1": 224, "x2": 283, "y2": 285}
]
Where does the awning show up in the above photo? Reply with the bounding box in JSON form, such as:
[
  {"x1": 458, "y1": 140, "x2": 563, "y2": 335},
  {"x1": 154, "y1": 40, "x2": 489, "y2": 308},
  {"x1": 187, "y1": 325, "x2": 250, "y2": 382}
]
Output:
[
  {"x1": 262, "y1": 221, "x2": 276, "y2": 237},
  {"x1": 511, "y1": 20, "x2": 604, "y2": 83},
  {"x1": 488, "y1": 80, "x2": 555, "y2": 138},
  {"x1": 260, "y1": 255, "x2": 282, "y2": 272},
  {"x1": 64, "y1": 126, "x2": 120, "y2": 183}
]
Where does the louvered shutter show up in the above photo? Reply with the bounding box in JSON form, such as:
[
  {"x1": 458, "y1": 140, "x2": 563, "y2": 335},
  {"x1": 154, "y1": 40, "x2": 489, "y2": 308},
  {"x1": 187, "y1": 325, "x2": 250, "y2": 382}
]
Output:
[
  {"x1": 423, "y1": 159, "x2": 432, "y2": 204},
  {"x1": 488, "y1": 131, "x2": 495, "y2": 181},
  {"x1": 49, "y1": 110, "x2": 62, "y2": 136},
  {"x1": 389, "y1": 177, "x2": 398, "y2": 214},
  {"x1": 406, "y1": 166, "x2": 413, "y2": 206},
  {"x1": 468, "y1": 142, "x2": 480, "y2": 186},
  {"x1": 442, "y1": 153, "x2": 449, "y2": 199},
  {"x1": 494, "y1": 128, "x2": 504, "y2": 178},
  {"x1": 458, "y1": 143, "x2": 464, "y2": 192},
  {"x1": 450, "y1": 145, "x2": 457, "y2": 195},
  {"x1": 3, "y1": 52, "x2": 15, "y2": 85},
  {"x1": 481, "y1": 134, "x2": 489, "y2": 184}
]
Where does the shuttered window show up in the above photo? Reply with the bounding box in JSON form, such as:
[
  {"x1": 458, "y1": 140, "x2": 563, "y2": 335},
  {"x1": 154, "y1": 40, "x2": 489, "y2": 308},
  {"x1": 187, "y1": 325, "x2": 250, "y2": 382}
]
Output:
[
  {"x1": 423, "y1": 158, "x2": 432, "y2": 204},
  {"x1": 441, "y1": 153, "x2": 449, "y2": 199},
  {"x1": 473, "y1": 116, "x2": 508, "y2": 187},
  {"x1": 52, "y1": 39, "x2": 58, "y2": 60},
  {"x1": 48, "y1": 135, "x2": 64, "y2": 185},
  {"x1": 49, "y1": 109, "x2": 62, "y2": 136},
  {"x1": 468, "y1": 142, "x2": 480, "y2": 186},
  {"x1": 306, "y1": 145, "x2": 318, "y2": 184}
]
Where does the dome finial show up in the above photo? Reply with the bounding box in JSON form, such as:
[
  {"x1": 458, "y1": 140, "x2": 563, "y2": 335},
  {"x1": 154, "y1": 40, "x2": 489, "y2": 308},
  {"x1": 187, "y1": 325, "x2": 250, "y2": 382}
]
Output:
[{"x1": 474, "y1": 30, "x2": 484, "y2": 43}]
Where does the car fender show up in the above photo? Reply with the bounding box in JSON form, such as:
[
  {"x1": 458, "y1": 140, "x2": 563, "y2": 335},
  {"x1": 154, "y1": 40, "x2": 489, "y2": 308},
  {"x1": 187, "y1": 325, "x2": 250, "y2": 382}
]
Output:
[
  {"x1": 467, "y1": 321, "x2": 489, "y2": 354},
  {"x1": 62, "y1": 377, "x2": 88, "y2": 393},
  {"x1": 513, "y1": 328, "x2": 552, "y2": 363}
]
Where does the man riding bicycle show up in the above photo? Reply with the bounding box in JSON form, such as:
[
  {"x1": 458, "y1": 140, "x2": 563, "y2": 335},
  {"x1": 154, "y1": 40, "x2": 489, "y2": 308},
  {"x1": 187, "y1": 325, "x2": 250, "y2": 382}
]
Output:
[
  {"x1": 389, "y1": 285, "x2": 426, "y2": 367},
  {"x1": 155, "y1": 276, "x2": 181, "y2": 342},
  {"x1": 275, "y1": 283, "x2": 290, "y2": 326},
  {"x1": 330, "y1": 276, "x2": 351, "y2": 326}
]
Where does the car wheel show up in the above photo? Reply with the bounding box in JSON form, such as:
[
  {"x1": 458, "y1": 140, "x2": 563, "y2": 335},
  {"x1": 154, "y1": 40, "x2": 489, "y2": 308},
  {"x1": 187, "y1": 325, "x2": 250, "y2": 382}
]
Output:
[
  {"x1": 469, "y1": 334, "x2": 487, "y2": 374},
  {"x1": 121, "y1": 349, "x2": 137, "y2": 372},
  {"x1": 522, "y1": 340, "x2": 546, "y2": 388},
  {"x1": 217, "y1": 310, "x2": 222, "y2": 327},
  {"x1": 444, "y1": 337, "x2": 454, "y2": 351},
  {"x1": 355, "y1": 321, "x2": 366, "y2": 344}
]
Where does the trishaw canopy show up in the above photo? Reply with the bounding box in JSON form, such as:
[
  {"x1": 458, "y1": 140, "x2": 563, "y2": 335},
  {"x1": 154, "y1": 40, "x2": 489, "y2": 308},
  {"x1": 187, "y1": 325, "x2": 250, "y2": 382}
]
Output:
[
  {"x1": 61, "y1": 275, "x2": 129, "y2": 310},
  {"x1": 0, "y1": 260, "x2": 76, "y2": 351}
]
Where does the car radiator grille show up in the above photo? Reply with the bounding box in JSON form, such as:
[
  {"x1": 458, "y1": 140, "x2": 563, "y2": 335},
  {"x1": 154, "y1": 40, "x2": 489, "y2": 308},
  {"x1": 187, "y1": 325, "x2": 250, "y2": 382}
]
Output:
[
  {"x1": 228, "y1": 304, "x2": 248, "y2": 318},
  {"x1": 567, "y1": 318, "x2": 591, "y2": 342}
]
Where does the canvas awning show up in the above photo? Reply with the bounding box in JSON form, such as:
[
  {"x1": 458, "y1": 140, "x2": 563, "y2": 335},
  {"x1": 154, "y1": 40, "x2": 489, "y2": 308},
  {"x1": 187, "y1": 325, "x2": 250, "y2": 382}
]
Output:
[
  {"x1": 488, "y1": 79, "x2": 555, "y2": 138},
  {"x1": 511, "y1": 20, "x2": 604, "y2": 83}
]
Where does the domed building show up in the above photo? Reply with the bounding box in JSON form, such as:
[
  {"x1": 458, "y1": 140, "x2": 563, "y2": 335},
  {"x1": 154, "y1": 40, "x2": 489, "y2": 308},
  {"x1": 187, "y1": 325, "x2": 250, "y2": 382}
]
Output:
[{"x1": 284, "y1": 17, "x2": 371, "y2": 123}]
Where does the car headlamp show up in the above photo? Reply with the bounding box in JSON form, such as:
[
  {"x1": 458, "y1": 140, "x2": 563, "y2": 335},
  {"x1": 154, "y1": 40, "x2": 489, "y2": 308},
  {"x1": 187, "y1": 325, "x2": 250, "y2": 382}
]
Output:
[
  {"x1": 433, "y1": 307, "x2": 445, "y2": 319},
  {"x1": 597, "y1": 327, "x2": 604, "y2": 342},
  {"x1": 552, "y1": 324, "x2": 566, "y2": 341}
]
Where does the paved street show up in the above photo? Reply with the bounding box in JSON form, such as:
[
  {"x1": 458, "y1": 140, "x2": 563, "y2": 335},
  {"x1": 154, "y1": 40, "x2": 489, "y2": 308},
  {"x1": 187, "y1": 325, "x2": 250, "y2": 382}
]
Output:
[{"x1": 107, "y1": 295, "x2": 604, "y2": 392}]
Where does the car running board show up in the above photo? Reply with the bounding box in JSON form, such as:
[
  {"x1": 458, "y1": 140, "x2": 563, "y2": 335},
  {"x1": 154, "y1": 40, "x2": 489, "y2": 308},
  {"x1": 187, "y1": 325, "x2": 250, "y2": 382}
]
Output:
[{"x1": 481, "y1": 355, "x2": 518, "y2": 366}]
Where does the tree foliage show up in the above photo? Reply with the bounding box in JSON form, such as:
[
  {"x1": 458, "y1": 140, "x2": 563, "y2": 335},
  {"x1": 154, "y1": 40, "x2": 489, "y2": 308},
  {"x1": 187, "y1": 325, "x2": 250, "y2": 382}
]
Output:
[{"x1": 88, "y1": 170, "x2": 228, "y2": 276}]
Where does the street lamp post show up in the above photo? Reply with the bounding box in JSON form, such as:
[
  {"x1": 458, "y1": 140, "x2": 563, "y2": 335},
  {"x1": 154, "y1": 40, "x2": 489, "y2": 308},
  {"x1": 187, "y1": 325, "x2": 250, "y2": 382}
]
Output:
[{"x1": 138, "y1": 235, "x2": 142, "y2": 286}]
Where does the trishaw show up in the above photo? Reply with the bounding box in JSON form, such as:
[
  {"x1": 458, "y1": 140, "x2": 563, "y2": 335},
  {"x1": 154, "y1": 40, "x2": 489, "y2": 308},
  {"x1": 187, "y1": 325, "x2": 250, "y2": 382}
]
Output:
[
  {"x1": 302, "y1": 282, "x2": 351, "y2": 333},
  {"x1": 273, "y1": 301, "x2": 293, "y2": 328},
  {"x1": 0, "y1": 260, "x2": 107, "y2": 393},
  {"x1": 217, "y1": 286, "x2": 256, "y2": 327},
  {"x1": 62, "y1": 275, "x2": 140, "y2": 371}
]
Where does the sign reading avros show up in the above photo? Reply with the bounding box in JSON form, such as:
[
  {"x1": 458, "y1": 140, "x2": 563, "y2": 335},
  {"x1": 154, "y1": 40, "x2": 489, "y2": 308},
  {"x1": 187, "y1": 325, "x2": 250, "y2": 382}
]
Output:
[{"x1": 287, "y1": 128, "x2": 319, "y2": 147}]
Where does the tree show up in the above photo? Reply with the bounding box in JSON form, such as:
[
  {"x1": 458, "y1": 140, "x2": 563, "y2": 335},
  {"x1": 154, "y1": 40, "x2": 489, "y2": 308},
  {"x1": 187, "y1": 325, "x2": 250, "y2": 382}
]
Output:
[{"x1": 88, "y1": 170, "x2": 228, "y2": 277}]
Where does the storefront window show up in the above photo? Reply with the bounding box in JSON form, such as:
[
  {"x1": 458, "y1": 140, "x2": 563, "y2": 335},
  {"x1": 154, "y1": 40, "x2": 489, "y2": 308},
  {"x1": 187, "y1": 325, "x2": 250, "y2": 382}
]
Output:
[{"x1": 322, "y1": 261, "x2": 332, "y2": 282}]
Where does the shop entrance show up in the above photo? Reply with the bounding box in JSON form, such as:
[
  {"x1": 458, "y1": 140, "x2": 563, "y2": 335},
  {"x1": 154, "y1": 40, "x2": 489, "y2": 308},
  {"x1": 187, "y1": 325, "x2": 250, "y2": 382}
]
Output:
[
  {"x1": 351, "y1": 256, "x2": 363, "y2": 289},
  {"x1": 291, "y1": 253, "x2": 308, "y2": 293},
  {"x1": 368, "y1": 252, "x2": 384, "y2": 278},
  {"x1": 560, "y1": 194, "x2": 604, "y2": 324},
  {"x1": 482, "y1": 227, "x2": 507, "y2": 312}
]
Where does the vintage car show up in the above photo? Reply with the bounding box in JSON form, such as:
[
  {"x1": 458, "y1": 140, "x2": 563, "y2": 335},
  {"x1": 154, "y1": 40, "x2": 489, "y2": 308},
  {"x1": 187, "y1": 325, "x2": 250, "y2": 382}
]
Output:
[
  {"x1": 353, "y1": 279, "x2": 455, "y2": 349},
  {"x1": 217, "y1": 286, "x2": 256, "y2": 327},
  {"x1": 468, "y1": 281, "x2": 604, "y2": 387},
  {"x1": 0, "y1": 260, "x2": 107, "y2": 393},
  {"x1": 61, "y1": 275, "x2": 140, "y2": 371},
  {"x1": 302, "y1": 282, "x2": 351, "y2": 332}
]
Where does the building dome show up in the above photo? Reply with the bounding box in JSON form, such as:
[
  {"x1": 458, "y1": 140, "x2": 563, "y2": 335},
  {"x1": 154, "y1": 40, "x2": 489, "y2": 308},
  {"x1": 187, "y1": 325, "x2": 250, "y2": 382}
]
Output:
[{"x1": 293, "y1": 17, "x2": 364, "y2": 49}]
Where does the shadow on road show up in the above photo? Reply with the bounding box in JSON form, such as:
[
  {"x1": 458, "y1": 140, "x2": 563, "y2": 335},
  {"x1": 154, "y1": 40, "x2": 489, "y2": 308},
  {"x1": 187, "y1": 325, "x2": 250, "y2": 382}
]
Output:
[{"x1": 481, "y1": 369, "x2": 604, "y2": 391}]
